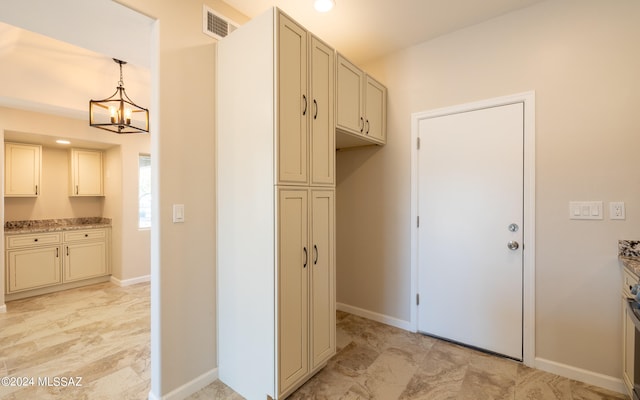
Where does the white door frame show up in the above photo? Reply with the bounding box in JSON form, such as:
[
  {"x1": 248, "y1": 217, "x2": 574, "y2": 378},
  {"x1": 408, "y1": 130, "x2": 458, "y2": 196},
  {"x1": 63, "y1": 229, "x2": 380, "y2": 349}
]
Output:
[{"x1": 410, "y1": 91, "x2": 536, "y2": 366}]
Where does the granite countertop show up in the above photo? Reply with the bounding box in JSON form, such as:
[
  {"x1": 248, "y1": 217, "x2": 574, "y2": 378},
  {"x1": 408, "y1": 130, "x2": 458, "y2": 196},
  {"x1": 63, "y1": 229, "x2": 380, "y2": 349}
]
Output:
[
  {"x1": 620, "y1": 240, "x2": 640, "y2": 277},
  {"x1": 4, "y1": 218, "x2": 112, "y2": 234}
]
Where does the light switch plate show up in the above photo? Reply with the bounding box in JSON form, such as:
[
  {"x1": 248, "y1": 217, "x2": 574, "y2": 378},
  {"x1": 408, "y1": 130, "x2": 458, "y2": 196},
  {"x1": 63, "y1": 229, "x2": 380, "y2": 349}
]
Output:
[
  {"x1": 173, "y1": 204, "x2": 185, "y2": 223},
  {"x1": 569, "y1": 201, "x2": 603, "y2": 220}
]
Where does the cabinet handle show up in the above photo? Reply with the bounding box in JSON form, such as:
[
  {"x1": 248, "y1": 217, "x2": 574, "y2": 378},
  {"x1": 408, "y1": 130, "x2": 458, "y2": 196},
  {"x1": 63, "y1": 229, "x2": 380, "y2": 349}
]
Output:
[
  {"x1": 313, "y1": 99, "x2": 318, "y2": 120},
  {"x1": 366, "y1": 119, "x2": 370, "y2": 134},
  {"x1": 360, "y1": 117, "x2": 364, "y2": 133},
  {"x1": 76, "y1": 185, "x2": 79, "y2": 195},
  {"x1": 66, "y1": 247, "x2": 69, "y2": 256},
  {"x1": 85, "y1": 234, "x2": 89, "y2": 237},
  {"x1": 303, "y1": 247, "x2": 308, "y2": 268},
  {"x1": 35, "y1": 185, "x2": 38, "y2": 195},
  {"x1": 34, "y1": 238, "x2": 38, "y2": 242},
  {"x1": 302, "y1": 95, "x2": 307, "y2": 116},
  {"x1": 56, "y1": 248, "x2": 59, "y2": 258},
  {"x1": 313, "y1": 245, "x2": 318, "y2": 265}
]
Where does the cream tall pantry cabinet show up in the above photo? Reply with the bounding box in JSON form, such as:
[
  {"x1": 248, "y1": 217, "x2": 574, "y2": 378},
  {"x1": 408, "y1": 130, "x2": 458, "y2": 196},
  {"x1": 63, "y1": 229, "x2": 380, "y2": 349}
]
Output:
[{"x1": 217, "y1": 8, "x2": 335, "y2": 400}]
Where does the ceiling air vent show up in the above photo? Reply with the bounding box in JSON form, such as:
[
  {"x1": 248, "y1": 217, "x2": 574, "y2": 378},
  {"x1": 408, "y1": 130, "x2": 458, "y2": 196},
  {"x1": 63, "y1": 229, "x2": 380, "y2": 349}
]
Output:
[{"x1": 203, "y1": 5, "x2": 238, "y2": 40}]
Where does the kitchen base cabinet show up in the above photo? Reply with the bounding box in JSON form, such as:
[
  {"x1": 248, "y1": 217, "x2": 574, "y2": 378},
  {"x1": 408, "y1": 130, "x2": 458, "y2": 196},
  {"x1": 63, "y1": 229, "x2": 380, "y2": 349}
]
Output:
[
  {"x1": 5, "y1": 227, "x2": 111, "y2": 300},
  {"x1": 622, "y1": 268, "x2": 638, "y2": 397},
  {"x1": 64, "y1": 241, "x2": 107, "y2": 282},
  {"x1": 7, "y1": 246, "x2": 61, "y2": 293}
]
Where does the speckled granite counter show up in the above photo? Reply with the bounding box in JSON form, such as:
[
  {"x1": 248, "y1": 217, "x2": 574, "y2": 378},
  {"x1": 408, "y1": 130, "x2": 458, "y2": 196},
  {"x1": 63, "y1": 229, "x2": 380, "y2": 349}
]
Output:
[
  {"x1": 4, "y1": 217, "x2": 112, "y2": 234},
  {"x1": 620, "y1": 240, "x2": 640, "y2": 277}
]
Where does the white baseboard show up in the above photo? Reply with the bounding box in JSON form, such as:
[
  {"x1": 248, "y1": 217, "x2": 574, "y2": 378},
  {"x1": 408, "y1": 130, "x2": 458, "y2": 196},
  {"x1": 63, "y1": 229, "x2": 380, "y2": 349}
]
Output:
[
  {"x1": 111, "y1": 274, "x2": 151, "y2": 287},
  {"x1": 0, "y1": 304, "x2": 6, "y2": 313},
  {"x1": 337, "y1": 302, "x2": 414, "y2": 332},
  {"x1": 535, "y1": 357, "x2": 626, "y2": 394},
  {"x1": 148, "y1": 368, "x2": 218, "y2": 400}
]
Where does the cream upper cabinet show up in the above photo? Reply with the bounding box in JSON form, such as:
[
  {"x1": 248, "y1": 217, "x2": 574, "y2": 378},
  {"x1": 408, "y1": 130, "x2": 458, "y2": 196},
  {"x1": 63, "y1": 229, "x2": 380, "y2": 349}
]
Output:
[
  {"x1": 336, "y1": 54, "x2": 387, "y2": 148},
  {"x1": 310, "y1": 36, "x2": 335, "y2": 186},
  {"x1": 277, "y1": 15, "x2": 335, "y2": 186},
  {"x1": 365, "y1": 75, "x2": 387, "y2": 143},
  {"x1": 278, "y1": 14, "x2": 308, "y2": 184},
  {"x1": 4, "y1": 142, "x2": 42, "y2": 197},
  {"x1": 69, "y1": 148, "x2": 104, "y2": 196},
  {"x1": 336, "y1": 56, "x2": 365, "y2": 135}
]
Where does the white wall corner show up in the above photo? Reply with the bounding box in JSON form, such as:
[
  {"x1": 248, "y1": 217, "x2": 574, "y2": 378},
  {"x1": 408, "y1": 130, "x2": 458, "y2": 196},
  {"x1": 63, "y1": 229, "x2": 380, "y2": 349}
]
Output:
[
  {"x1": 534, "y1": 357, "x2": 626, "y2": 395},
  {"x1": 148, "y1": 368, "x2": 218, "y2": 400},
  {"x1": 337, "y1": 302, "x2": 414, "y2": 332}
]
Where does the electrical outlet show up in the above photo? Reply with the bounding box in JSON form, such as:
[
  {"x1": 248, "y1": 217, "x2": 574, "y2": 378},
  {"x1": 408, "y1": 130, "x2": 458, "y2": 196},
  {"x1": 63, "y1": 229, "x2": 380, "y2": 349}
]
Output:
[{"x1": 610, "y1": 202, "x2": 625, "y2": 220}]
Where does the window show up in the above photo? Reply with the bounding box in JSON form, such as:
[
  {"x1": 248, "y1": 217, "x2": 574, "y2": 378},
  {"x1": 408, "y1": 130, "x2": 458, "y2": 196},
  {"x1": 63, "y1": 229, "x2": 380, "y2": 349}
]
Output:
[{"x1": 139, "y1": 154, "x2": 151, "y2": 229}]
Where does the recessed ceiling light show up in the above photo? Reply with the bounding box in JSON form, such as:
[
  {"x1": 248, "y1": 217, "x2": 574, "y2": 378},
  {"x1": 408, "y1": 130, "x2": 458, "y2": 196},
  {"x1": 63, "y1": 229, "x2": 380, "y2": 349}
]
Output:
[
  {"x1": 56, "y1": 140, "x2": 71, "y2": 145},
  {"x1": 314, "y1": 0, "x2": 335, "y2": 12}
]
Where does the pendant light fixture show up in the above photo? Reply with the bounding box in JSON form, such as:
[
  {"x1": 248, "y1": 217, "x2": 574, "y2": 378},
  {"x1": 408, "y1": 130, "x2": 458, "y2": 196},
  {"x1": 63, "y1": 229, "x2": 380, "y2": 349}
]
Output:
[
  {"x1": 314, "y1": 0, "x2": 335, "y2": 12},
  {"x1": 89, "y1": 59, "x2": 149, "y2": 134}
]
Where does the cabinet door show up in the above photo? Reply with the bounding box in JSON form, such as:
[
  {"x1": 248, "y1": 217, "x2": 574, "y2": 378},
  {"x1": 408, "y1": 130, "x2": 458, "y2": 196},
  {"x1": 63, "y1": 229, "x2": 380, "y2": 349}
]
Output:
[
  {"x1": 365, "y1": 76, "x2": 387, "y2": 144},
  {"x1": 7, "y1": 246, "x2": 61, "y2": 293},
  {"x1": 336, "y1": 55, "x2": 364, "y2": 136},
  {"x1": 64, "y1": 241, "x2": 107, "y2": 282},
  {"x1": 310, "y1": 36, "x2": 335, "y2": 186},
  {"x1": 4, "y1": 142, "x2": 41, "y2": 197},
  {"x1": 623, "y1": 300, "x2": 635, "y2": 396},
  {"x1": 278, "y1": 189, "x2": 309, "y2": 394},
  {"x1": 70, "y1": 149, "x2": 104, "y2": 196},
  {"x1": 310, "y1": 190, "x2": 335, "y2": 369},
  {"x1": 278, "y1": 13, "x2": 308, "y2": 185}
]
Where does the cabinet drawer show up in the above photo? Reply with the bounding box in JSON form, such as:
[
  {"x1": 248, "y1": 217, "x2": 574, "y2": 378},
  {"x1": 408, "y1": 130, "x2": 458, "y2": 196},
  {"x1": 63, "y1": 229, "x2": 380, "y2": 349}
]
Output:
[
  {"x1": 63, "y1": 229, "x2": 106, "y2": 242},
  {"x1": 6, "y1": 232, "x2": 61, "y2": 249},
  {"x1": 624, "y1": 268, "x2": 639, "y2": 298}
]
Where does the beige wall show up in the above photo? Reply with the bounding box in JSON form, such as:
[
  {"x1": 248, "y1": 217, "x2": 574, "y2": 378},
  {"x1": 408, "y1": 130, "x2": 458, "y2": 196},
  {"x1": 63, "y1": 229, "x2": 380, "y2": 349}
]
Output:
[
  {"x1": 337, "y1": 0, "x2": 640, "y2": 381},
  {"x1": 112, "y1": 0, "x2": 247, "y2": 396}
]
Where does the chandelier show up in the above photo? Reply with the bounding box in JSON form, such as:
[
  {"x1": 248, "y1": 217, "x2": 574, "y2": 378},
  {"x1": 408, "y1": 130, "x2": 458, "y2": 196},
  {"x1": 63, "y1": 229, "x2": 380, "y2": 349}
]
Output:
[{"x1": 89, "y1": 59, "x2": 149, "y2": 134}]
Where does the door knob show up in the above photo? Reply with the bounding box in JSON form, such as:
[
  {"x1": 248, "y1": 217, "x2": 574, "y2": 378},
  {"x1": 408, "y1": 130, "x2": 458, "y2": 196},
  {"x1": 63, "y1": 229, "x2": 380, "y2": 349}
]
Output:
[{"x1": 507, "y1": 241, "x2": 519, "y2": 250}]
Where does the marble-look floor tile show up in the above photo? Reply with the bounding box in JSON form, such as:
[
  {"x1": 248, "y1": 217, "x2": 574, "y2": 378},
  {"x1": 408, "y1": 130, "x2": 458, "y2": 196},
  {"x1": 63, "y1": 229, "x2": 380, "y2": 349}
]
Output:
[
  {"x1": 0, "y1": 282, "x2": 150, "y2": 400},
  {"x1": 515, "y1": 364, "x2": 572, "y2": 400},
  {"x1": 2, "y1": 283, "x2": 629, "y2": 400}
]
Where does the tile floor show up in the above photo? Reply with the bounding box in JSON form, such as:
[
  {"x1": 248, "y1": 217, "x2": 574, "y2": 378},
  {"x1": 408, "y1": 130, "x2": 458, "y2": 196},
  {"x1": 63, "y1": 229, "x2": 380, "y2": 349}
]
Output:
[{"x1": 0, "y1": 282, "x2": 630, "y2": 399}]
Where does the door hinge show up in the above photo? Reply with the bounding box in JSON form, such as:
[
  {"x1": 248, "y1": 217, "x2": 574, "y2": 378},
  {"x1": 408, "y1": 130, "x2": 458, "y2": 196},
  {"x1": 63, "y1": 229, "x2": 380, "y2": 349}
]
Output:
[
  {"x1": 417, "y1": 137, "x2": 421, "y2": 150},
  {"x1": 417, "y1": 216, "x2": 419, "y2": 228},
  {"x1": 416, "y1": 293, "x2": 420, "y2": 305}
]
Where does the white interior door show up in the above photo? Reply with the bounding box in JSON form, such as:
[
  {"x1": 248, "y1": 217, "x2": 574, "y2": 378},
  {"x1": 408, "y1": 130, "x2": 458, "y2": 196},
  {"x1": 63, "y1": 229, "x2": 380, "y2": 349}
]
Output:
[{"x1": 417, "y1": 102, "x2": 524, "y2": 360}]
